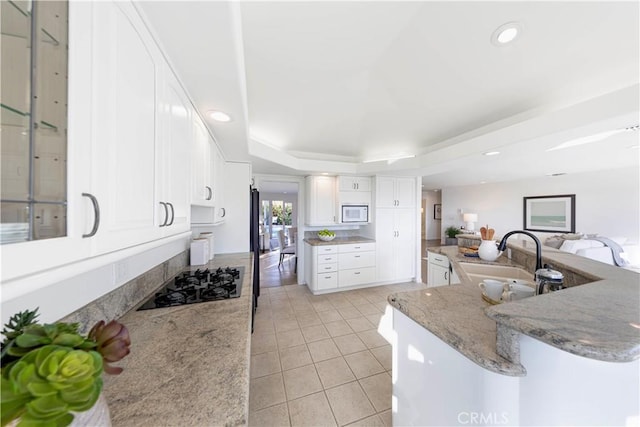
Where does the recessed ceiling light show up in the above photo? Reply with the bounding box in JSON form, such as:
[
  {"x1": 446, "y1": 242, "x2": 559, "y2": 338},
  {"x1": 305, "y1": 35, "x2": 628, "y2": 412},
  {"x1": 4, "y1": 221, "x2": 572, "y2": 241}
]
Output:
[
  {"x1": 483, "y1": 151, "x2": 500, "y2": 156},
  {"x1": 208, "y1": 110, "x2": 231, "y2": 122},
  {"x1": 491, "y1": 22, "x2": 522, "y2": 46}
]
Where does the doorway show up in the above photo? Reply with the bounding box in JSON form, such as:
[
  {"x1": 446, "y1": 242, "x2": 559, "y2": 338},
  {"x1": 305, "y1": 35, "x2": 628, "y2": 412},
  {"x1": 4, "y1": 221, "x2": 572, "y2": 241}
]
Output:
[{"x1": 258, "y1": 180, "x2": 299, "y2": 288}]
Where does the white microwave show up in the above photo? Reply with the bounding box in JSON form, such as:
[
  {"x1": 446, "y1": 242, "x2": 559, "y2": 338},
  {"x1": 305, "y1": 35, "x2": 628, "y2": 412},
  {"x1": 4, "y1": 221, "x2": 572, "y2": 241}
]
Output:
[{"x1": 342, "y1": 205, "x2": 369, "y2": 223}]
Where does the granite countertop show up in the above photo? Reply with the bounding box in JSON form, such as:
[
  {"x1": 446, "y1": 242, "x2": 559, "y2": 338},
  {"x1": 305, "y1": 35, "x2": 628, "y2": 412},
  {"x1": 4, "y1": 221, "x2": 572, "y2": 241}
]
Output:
[
  {"x1": 103, "y1": 253, "x2": 253, "y2": 427},
  {"x1": 388, "y1": 244, "x2": 640, "y2": 377},
  {"x1": 304, "y1": 236, "x2": 376, "y2": 246}
]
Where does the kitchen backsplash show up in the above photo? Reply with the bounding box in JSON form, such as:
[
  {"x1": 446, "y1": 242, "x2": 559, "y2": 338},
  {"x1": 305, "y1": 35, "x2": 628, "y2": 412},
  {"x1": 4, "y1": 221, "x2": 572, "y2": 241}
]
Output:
[{"x1": 60, "y1": 250, "x2": 189, "y2": 332}]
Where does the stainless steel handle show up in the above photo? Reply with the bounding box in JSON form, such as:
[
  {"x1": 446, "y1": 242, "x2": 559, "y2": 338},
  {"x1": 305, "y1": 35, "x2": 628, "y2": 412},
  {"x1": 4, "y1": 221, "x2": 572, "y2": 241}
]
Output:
[
  {"x1": 445, "y1": 271, "x2": 448, "y2": 281},
  {"x1": 221, "y1": 207, "x2": 226, "y2": 218},
  {"x1": 82, "y1": 193, "x2": 100, "y2": 238},
  {"x1": 355, "y1": 255, "x2": 361, "y2": 258},
  {"x1": 159, "y1": 202, "x2": 168, "y2": 227},
  {"x1": 325, "y1": 276, "x2": 332, "y2": 279},
  {"x1": 354, "y1": 271, "x2": 361, "y2": 275},
  {"x1": 354, "y1": 246, "x2": 360, "y2": 249},
  {"x1": 205, "y1": 186, "x2": 212, "y2": 200},
  {"x1": 167, "y1": 202, "x2": 175, "y2": 226}
]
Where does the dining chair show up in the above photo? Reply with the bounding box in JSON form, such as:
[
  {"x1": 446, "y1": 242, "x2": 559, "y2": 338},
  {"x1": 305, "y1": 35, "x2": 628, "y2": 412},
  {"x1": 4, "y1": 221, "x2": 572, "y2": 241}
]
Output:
[{"x1": 277, "y1": 229, "x2": 296, "y2": 272}]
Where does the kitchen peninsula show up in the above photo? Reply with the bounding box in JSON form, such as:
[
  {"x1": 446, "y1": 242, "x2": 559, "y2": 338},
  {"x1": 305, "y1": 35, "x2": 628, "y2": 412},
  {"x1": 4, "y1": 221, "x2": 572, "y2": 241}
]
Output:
[
  {"x1": 389, "y1": 244, "x2": 640, "y2": 426},
  {"x1": 102, "y1": 253, "x2": 253, "y2": 426}
]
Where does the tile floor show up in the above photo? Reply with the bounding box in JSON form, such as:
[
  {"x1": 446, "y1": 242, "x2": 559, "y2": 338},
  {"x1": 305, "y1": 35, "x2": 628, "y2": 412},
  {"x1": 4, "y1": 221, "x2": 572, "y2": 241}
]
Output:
[{"x1": 249, "y1": 281, "x2": 427, "y2": 427}]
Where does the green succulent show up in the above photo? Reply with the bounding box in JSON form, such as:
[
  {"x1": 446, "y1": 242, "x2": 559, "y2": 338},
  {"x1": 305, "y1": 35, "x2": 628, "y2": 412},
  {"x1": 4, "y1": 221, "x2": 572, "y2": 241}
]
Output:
[
  {"x1": 0, "y1": 309, "x2": 130, "y2": 427},
  {"x1": 1, "y1": 345, "x2": 103, "y2": 427}
]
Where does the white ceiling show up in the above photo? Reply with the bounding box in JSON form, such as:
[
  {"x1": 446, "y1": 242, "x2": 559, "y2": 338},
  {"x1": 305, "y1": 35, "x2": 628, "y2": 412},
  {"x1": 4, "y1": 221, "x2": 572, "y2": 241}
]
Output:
[{"x1": 137, "y1": 1, "x2": 640, "y2": 191}]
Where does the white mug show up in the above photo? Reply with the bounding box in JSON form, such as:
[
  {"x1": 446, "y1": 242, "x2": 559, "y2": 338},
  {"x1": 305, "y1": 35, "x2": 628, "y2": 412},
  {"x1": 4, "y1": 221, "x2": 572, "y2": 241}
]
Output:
[
  {"x1": 479, "y1": 279, "x2": 506, "y2": 301},
  {"x1": 502, "y1": 283, "x2": 535, "y2": 301}
]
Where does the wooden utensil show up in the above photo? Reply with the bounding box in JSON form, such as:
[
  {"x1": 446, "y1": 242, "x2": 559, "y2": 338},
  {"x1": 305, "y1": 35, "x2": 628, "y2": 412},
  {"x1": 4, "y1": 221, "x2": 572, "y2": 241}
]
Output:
[
  {"x1": 480, "y1": 226, "x2": 487, "y2": 240},
  {"x1": 488, "y1": 228, "x2": 495, "y2": 240}
]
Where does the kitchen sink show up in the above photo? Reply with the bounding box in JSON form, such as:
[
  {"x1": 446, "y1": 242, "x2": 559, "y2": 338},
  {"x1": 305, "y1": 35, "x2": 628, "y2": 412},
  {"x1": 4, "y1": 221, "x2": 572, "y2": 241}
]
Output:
[{"x1": 457, "y1": 262, "x2": 534, "y2": 283}]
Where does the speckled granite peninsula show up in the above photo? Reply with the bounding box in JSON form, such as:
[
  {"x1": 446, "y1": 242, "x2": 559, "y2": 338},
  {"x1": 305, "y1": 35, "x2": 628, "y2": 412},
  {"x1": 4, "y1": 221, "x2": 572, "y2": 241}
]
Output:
[
  {"x1": 101, "y1": 253, "x2": 253, "y2": 427},
  {"x1": 388, "y1": 243, "x2": 640, "y2": 375}
]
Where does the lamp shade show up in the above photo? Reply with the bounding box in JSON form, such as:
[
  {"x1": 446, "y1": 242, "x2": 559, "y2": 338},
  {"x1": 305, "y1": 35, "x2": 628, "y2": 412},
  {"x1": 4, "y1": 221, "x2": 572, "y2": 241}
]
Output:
[{"x1": 463, "y1": 213, "x2": 478, "y2": 222}]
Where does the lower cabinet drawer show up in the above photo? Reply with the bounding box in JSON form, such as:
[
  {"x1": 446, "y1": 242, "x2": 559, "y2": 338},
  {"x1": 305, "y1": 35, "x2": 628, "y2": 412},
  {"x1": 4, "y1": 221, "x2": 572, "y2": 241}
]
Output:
[
  {"x1": 339, "y1": 267, "x2": 376, "y2": 287},
  {"x1": 317, "y1": 262, "x2": 338, "y2": 273},
  {"x1": 338, "y1": 251, "x2": 375, "y2": 270},
  {"x1": 317, "y1": 273, "x2": 338, "y2": 290},
  {"x1": 317, "y1": 254, "x2": 338, "y2": 264}
]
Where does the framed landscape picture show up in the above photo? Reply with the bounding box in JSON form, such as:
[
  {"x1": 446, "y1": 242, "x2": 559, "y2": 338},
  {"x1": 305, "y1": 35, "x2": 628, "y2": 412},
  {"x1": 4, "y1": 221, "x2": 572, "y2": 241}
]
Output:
[{"x1": 523, "y1": 194, "x2": 575, "y2": 233}]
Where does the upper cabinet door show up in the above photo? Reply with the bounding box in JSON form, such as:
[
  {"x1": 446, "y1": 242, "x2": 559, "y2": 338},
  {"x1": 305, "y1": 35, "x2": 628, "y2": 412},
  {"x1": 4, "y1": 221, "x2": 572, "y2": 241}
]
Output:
[
  {"x1": 395, "y1": 177, "x2": 416, "y2": 208},
  {"x1": 159, "y1": 69, "x2": 191, "y2": 233},
  {"x1": 375, "y1": 177, "x2": 397, "y2": 208},
  {"x1": 90, "y1": 1, "x2": 161, "y2": 254},
  {"x1": 338, "y1": 176, "x2": 371, "y2": 192},
  {"x1": 191, "y1": 117, "x2": 213, "y2": 207}
]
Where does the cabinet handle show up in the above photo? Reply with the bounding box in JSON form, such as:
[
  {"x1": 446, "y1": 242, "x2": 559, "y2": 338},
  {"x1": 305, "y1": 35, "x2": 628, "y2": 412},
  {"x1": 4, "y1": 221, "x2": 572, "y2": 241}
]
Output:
[
  {"x1": 445, "y1": 271, "x2": 448, "y2": 281},
  {"x1": 220, "y1": 207, "x2": 226, "y2": 218},
  {"x1": 325, "y1": 276, "x2": 332, "y2": 279},
  {"x1": 82, "y1": 192, "x2": 100, "y2": 238},
  {"x1": 167, "y1": 202, "x2": 175, "y2": 226},
  {"x1": 159, "y1": 202, "x2": 168, "y2": 227},
  {"x1": 354, "y1": 246, "x2": 360, "y2": 249},
  {"x1": 354, "y1": 271, "x2": 361, "y2": 275},
  {"x1": 205, "y1": 186, "x2": 212, "y2": 200},
  {"x1": 354, "y1": 255, "x2": 361, "y2": 258}
]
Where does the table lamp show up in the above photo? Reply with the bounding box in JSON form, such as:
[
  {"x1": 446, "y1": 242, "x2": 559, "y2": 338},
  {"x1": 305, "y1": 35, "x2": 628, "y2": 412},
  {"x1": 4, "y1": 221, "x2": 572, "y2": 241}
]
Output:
[{"x1": 463, "y1": 213, "x2": 478, "y2": 232}]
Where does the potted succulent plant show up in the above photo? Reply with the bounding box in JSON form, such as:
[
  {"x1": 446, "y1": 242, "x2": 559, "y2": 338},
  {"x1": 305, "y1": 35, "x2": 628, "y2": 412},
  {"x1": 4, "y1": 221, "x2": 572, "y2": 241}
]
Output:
[
  {"x1": 444, "y1": 226, "x2": 461, "y2": 246},
  {"x1": 0, "y1": 308, "x2": 131, "y2": 427}
]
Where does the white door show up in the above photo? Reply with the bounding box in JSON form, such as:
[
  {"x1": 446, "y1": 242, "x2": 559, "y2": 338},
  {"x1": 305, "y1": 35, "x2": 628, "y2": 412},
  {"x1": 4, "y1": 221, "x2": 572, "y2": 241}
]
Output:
[
  {"x1": 90, "y1": 1, "x2": 160, "y2": 254},
  {"x1": 395, "y1": 208, "x2": 416, "y2": 280},
  {"x1": 310, "y1": 176, "x2": 336, "y2": 225},
  {"x1": 191, "y1": 118, "x2": 212, "y2": 206},
  {"x1": 395, "y1": 177, "x2": 416, "y2": 208}
]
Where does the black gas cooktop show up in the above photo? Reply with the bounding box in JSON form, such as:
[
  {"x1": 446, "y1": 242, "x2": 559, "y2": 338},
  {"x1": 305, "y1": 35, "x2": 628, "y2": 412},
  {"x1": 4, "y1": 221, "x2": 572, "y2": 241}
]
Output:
[{"x1": 137, "y1": 266, "x2": 244, "y2": 311}]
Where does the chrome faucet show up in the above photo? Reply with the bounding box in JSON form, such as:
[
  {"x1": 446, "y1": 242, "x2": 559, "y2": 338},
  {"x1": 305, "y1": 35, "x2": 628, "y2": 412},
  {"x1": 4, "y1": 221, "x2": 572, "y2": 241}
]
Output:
[{"x1": 497, "y1": 230, "x2": 543, "y2": 275}]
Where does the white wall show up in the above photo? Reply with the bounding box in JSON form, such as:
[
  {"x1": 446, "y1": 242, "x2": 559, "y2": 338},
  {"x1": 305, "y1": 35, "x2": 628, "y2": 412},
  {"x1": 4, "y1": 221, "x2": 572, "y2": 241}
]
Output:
[
  {"x1": 440, "y1": 166, "x2": 639, "y2": 244},
  {"x1": 422, "y1": 190, "x2": 442, "y2": 241}
]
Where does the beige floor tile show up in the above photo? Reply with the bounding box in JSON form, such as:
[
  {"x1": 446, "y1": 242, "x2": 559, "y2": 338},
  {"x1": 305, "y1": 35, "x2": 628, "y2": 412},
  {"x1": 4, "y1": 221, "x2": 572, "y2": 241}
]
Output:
[
  {"x1": 283, "y1": 364, "x2": 323, "y2": 400},
  {"x1": 356, "y1": 330, "x2": 389, "y2": 349},
  {"x1": 249, "y1": 402, "x2": 291, "y2": 427},
  {"x1": 344, "y1": 295, "x2": 368, "y2": 306},
  {"x1": 318, "y1": 309, "x2": 343, "y2": 323},
  {"x1": 253, "y1": 318, "x2": 275, "y2": 335},
  {"x1": 344, "y1": 351, "x2": 385, "y2": 379},
  {"x1": 346, "y1": 317, "x2": 375, "y2": 333},
  {"x1": 295, "y1": 312, "x2": 323, "y2": 327},
  {"x1": 345, "y1": 414, "x2": 385, "y2": 427},
  {"x1": 369, "y1": 345, "x2": 392, "y2": 371},
  {"x1": 333, "y1": 333, "x2": 367, "y2": 356},
  {"x1": 301, "y1": 324, "x2": 331, "y2": 343},
  {"x1": 324, "y1": 320, "x2": 354, "y2": 337},
  {"x1": 330, "y1": 299, "x2": 355, "y2": 309},
  {"x1": 315, "y1": 356, "x2": 356, "y2": 389},
  {"x1": 379, "y1": 409, "x2": 392, "y2": 427},
  {"x1": 288, "y1": 391, "x2": 337, "y2": 427},
  {"x1": 358, "y1": 372, "x2": 392, "y2": 412},
  {"x1": 337, "y1": 306, "x2": 362, "y2": 320},
  {"x1": 311, "y1": 301, "x2": 334, "y2": 312},
  {"x1": 277, "y1": 329, "x2": 305, "y2": 349},
  {"x1": 251, "y1": 333, "x2": 277, "y2": 355},
  {"x1": 280, "y1": 344, "x2": 313, "y2": 371},
  {"x1": 307, "y1": 338, "x2": 341, "y2": 363},
  {"x1": 325, "y1": 381, "x2": 375, "y2": 426},
  {"x1": 354, "y1": 303, "x2": 381, "y2": 316},
  {"x1": 274, "y1": 317, "x2": 300, "y2": 333},
  {"x1": 249, "y1": 372, "x2": 286, "y2": 412},
  {"x1": 250, "y1": 351, "x2": 282, "y2": 379},
  {"x1": 364, "y1": 313, "x2": 383, "y2": 329}
]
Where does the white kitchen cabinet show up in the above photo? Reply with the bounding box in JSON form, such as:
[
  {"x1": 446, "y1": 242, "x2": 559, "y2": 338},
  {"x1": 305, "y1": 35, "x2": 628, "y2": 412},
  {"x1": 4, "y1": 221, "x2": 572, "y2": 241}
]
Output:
[
  {"x1": 338, "y1": 176, "x2": 371, "y2": 192},
  {"x1": 376, "y1": 176, "x2": 416, "y2": 209},
  {"x1": 89, "y1": 0, "x2": 164, "y2": 254},
  {"x1": 157, "y1": 67, "x2": 191, "y2": 235},
  {"x1": 212, "y1": 144, "x2": 227, "y2": 224},
  {"x1": 376, "y1": 208, "x2": 416, "y2": 283},
  {"x1": 191, "y1": 117, "x2": 214, "y2": 207},
  {"x1": 427, "y1": 251, "x2": 450, "y2": 287},
  {"x1": 305, "y1": 176, "x2": 337, "y2": 226},
  {"x1": 305, "y1": 242, "x2": 376, "y2": 293},
  {"x1": 337, "y1": 242, "x2": 376, "y2": 288}
]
